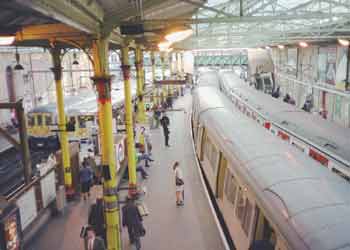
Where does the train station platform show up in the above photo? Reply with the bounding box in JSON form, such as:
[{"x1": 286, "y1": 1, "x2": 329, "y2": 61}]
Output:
[{"x1": 27, "y1": 91, "x2": 226, "y2": 250}]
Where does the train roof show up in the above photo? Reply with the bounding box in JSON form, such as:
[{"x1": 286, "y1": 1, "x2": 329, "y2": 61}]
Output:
[
  {"x1": 219, "y1": 71, "x2": 350, "y2": 165},
  {"x1": 194, "y1": 76, "x2": 350, "y2": 250},
  {"x1": 27, "y1": 80, "x2": 137, "y2": 115}
]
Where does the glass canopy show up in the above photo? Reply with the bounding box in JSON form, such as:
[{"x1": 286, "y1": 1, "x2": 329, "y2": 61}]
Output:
[{"x1": 182, "y1": 0, "x2": 350, "y2": 49}]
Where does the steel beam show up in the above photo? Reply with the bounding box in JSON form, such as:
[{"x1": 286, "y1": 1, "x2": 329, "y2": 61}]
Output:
[
  {"x1": 179, "y1": 0, "x2": 235, "y2": 17},
  {"x1": 17, "y1": 0, "x2": 103, "y2": 34}
]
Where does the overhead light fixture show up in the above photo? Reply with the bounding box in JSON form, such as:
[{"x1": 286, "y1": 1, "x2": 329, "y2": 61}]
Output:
[
  {"x1": 158, "y1": 41, "x2": 172, "y2": 51},
  {"x1": 265, "y1": 46, "x2": 271, "y2": 50},
  {"x1": 72, "y1": 52, "x2": 79, "y2": 65},
  {"x1": 14, "y1": 47, "x2": 24, "y2": 71},
  {"x1": 278, "y1": 45, "x2": 285, "y2": 49},
  {"x1": 338, "y1": 38, "x2": 349, "y2": 47},
  {"x1": 165, "y1": 29, "x2": 193, "y2": 43},
  {"x1": 0, "y1": 36, "x2": 15, "y2": 46},
  {"x1": 299, "y1": 41, "x2": 308, "y2": 48}
]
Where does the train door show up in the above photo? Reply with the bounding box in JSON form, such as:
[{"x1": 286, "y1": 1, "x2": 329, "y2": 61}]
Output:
[{"x1": 216, "y1": 153, "x2": 227, "y2": 198}]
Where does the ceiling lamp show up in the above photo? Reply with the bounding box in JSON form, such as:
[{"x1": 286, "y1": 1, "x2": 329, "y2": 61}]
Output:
[
  {"x1": 14, "y1": 47, "x2": 24, "y2": 70},
  {"x1": 278, "y1": 45, "x2": 285, "y2": 49},
  {"x1": 158, "y1": 41, "x2": 172, "y2": 51},
  {"x1": 165, "y1": 29, "x2": 193, "y2": 43},
  {"x1": 338, "y1": 38, "x2": 349, "y2": 47},
  {"x1": 265, "y1": 46, "x2": 271, "y2": 50},
  {"x1": 299, "y1": 41, "x2": 308, "y2": 48},
  {"x1": 72, "y1": 52, "x2": 79, "y2": 65},
  {"x1": 0, "y1": 36, "x2": 15, "y2": 46}
]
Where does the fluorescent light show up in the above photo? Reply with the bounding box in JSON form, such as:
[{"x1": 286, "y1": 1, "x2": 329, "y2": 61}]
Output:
[
  {"x1": 265, "y1": 46, "x2": 271, "y2": 50},
  {"x1": 299, "y1": 41, "x2": 308, "y2": 48},
  {"x1": 165, "y1": 29, "x2": 193, "y2": 43},
  {"x1": 278, "y1": 45, "x2": 285, "y2": 49},
  {"x1": 158, "y1": 41, "x2": 172, "y2": 51},
  {"x1": 0, "y1": 36, "x2": 15, "y2": 46},
  {"x1": 338, "y1": 38, "x2": 349, "y2": 46}
]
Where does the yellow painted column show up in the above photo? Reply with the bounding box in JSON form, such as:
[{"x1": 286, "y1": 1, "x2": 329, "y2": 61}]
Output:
[
  {"x1": 135, "y1": 45, "x2": 146, "y2": 123},
  {"x1": 161, "y1": 52, "x2": 167, "y2": 102},
  {"x1": 169, "y1": 53, "x2": 174, "y2": 97},
  {"x1": 121, "y1": 46, "x2": 137, "y2": 194},
  {"x1": 91, "y1": 38, "x2": 121, "y2": 250},
  {"x1": 50, "y1": 48, "x2": 72, "y2": 192},
  {"x1": 150, "y1": 51, "x2": 158, "y2": 105},
  {"x1": 175, "y1": 52, "x2": 180, "y2": 95}
]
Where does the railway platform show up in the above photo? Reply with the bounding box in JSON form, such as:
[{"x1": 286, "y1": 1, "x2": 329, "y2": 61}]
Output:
[{"x1": 27, "y1": 92, "x2": 227, "y2": 250}]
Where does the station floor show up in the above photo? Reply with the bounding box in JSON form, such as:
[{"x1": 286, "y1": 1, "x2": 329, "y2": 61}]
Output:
[{"x1": 27, "y1": 91, "x2": 226, "y2": 250}]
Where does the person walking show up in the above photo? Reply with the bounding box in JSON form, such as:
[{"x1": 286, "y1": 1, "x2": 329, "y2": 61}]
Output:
[
  {"x1": 160, "y1": 112, "x2": 170, "y2": 147},
  {"x1": 122, "y1": 197, "x2": 145, "y2": 250},
  {"x1": 80, "y1": 159, "x2": 93, "y2": 200},
  {"x1": 173, "y1": 162, "x2": 184, "y2": 206},
  {"x1": 86, "y1": 226, "x2": 106, "y2": 250}
]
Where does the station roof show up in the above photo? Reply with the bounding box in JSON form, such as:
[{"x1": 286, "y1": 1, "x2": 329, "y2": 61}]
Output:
[
  {"x1": 0, "y1": 0, "x2": 200, "y2": 49},
  {"x1": 181, "y1": 0, "x2": 350, "y2": 49},
  {"x1": 1, "y1": 1, "x2": 350, "y2": 50}
]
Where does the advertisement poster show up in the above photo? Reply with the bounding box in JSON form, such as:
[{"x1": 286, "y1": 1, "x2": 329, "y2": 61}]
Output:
[
  {"x1": 287, "y1": 48, "x2": 298, "y2": 76},
  {"x1": 336, "y1": 46, "x2": 348, "y2": 89}
]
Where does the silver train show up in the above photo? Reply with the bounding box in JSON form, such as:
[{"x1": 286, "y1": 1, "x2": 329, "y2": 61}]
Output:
[
  {"x1": 192, "y1": 71, "x2": 350, "y2": 250},
  {"x1": 218, "y1": 71, "x2": 350, "y2": 182}
]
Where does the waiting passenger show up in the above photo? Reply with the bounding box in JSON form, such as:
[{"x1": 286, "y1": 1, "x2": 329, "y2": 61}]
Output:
[
  {"x1": 283, "y1": 93, "x2": 291, "y2": 103},
  {"x1": 86, "y1": 226, "x2": 106, "y2": 250},
  {"x1": 160, "y1": 112, "x2": 170, "y2": 147},
  {"x1": 80, "y1": 160, "x2": 93, "y2": 200},
  {"x1": 173, "y1": 161, "x2": 184, "y2": 206},
  {"x1": 122, "y1": 197, "x2": 145, "y2": 250},
  {"x1": 271, "y1": 86, "x2": 280, "y2": 98}
]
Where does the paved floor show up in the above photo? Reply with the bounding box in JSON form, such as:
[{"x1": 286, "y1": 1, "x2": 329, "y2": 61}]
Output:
[{"x1": 28, "y1": 91, "x2": 226, "y2": 250}]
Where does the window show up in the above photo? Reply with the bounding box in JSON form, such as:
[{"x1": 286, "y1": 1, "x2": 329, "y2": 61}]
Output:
[
  {"x1": 27, "y1": 115, "x2": 34, "y2": 126},
  {"x1": 45, "y1": 115, "x2": 52, "y2": 125},
  {"x1": 224, "y1": 172, "x2": 237, "y2": 206},
  {"x1": 253, "y1": 209, "x2": 277, "y2": 249},
  {"x1": 78, "y1": 116, "x2": 86, "y2": 128},
  {"x1": 236, "y1": 187, "x2": 253, "y2": 236},
  {"x1": 37, "y1": 115, "x2": 43, "y2": 126}
]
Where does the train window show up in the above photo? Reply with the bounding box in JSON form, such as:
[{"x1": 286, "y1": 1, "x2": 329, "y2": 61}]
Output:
[
  {"x1": 224, "y1": 172, "x2": 237, "y2": 206},
  {"x1": 252, "y1": 208, "x2": 276, "y2": 249},
  {"x1": 37, "y1": 115, "x2": 43, "y2": 126},
  {"x1": 332, "y1": 168, "x2": 350, "y2": 182},
  {"x1": 78, "y1": 116, "x2": 86, "y2": 128},
  {"x1": 27, "y1": 115, "x2": 34, "y2": 126},
  {"x1": 236, "y1": 187, "x2": 253, "y2": 236},
  {"x1": 45, "y1": 115, "x2": 52, "y2": 125}
]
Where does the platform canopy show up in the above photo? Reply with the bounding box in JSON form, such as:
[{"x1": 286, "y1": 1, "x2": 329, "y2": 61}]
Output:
[
  {"x1": 178, "y1": 0, "x2": 350, "y2": 49},
  {"x1": 0, "y1": 0, "x2": 200, "y2": 49}
]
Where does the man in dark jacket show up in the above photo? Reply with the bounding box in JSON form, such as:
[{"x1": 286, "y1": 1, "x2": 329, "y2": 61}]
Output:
[
  {"x1": 86, "y1": 226, "x2": 106, "y2": 250},
  {"x1": 160, "y1": 112, "x2": 170, "y2": 147},
  {"x1": 122, "y1": 197, "x2": 144, "y2": 250}
]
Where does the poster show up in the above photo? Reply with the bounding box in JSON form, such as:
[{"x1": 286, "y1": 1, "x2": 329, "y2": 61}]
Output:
[
  {"x1": 40, "y1": 171, "x2": 56, "y2": 208},
  {"x1": 287, "y1": 48, "x2": 298, "y2": 75},
  {"x1": 336, "y1": 46, "x2": 348, "y2": 89},
  {"x1": 16, "y1": 188, "x2": 37, "y2": 230}
]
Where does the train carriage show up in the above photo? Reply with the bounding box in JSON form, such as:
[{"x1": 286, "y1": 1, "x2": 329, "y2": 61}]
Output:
[{"x1": 192, "y1": 72, "x2": 350, "y2": 250}]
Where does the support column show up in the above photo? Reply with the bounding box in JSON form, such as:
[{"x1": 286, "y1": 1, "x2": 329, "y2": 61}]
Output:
[
  {"x1": 91, "y1": 38, "x2": 121, "y2": 250},
  {"x1": 16, "y1": 101, "x2": 32, "y2": 184},
  {"x1": 175, "y1": 52, "x2": 180, "y2": 95},
  {"x1": 121, "y1": 46, "x2": 137, "y2": 195},
  {"x1": 151, "y1": 51, "x2": 158, "y2": 105},
  {"x1": 169, "y1": 53, "x2": 174, "y2": 97},
  {"x1": 135, "y1": 45, "x2": 146, "y2": 123},
  {"x1": 50, "y1": 48, "x2": 72, "y2": 192},
  {"x1": 161, "y1": 52, "x2": 167, "y2": 102}
]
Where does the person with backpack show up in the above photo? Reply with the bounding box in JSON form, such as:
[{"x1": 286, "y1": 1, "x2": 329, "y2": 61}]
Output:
[{"x1": 173, "y1": 161, "x2": 184, "y2": 206}]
